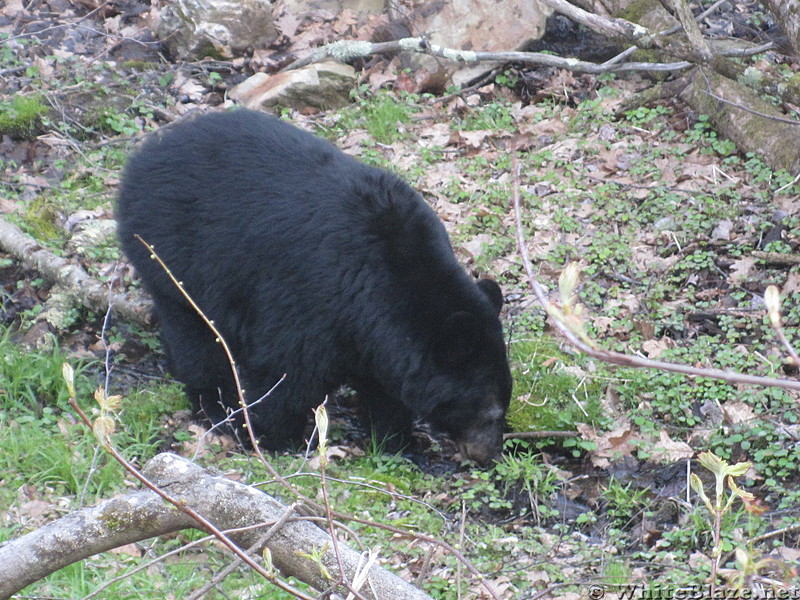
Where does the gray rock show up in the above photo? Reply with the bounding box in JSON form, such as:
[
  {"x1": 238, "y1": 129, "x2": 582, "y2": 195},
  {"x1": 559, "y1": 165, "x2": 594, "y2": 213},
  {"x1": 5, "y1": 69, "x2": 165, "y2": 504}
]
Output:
[
  {"x1": 156, "y1": 0, "x2": 278, "y2": 60},
  {"x1": 282, "y1": 0, "x2": 385, "y2": 15}
]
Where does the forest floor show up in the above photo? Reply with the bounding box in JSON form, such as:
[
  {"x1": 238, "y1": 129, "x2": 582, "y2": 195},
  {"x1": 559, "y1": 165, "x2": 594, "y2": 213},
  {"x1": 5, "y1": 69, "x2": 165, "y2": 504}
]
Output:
[{"x1": 1, "y1": 1, "x2": 800, "y2": 599}]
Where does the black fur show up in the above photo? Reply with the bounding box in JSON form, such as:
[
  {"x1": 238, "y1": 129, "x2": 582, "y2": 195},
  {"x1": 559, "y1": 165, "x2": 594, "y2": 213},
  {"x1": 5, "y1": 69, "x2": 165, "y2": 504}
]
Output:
[{"x1": 116, "y1": 109, "x2": 512, "y2": 462}]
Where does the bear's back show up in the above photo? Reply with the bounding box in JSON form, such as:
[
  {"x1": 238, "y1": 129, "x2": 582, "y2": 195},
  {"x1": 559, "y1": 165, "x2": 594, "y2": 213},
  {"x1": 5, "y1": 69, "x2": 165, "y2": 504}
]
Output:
[
  {"x1": 116, "y1": 110, "x2": 457, "y2": 320},
  {"x1": 118, "y1": 110, "x2": 362, "y2": 231}
]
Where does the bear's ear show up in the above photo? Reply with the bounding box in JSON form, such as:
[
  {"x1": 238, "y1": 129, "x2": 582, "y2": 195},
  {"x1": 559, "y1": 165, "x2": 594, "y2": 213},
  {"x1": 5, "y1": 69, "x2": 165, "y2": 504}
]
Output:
[
  {"x1": 477, "y1": 278, "x2": 504, "y2": 315},
  {"x1": 438, "y1": 311, "x2": 479, "y2": 366}
]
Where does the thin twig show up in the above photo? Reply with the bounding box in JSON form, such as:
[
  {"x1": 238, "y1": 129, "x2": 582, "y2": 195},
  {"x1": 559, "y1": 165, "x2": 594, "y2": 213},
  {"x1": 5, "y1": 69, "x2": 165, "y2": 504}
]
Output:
[
  {"x1": 661, "y1": 0, "x2": 712, "y2": 61},
  {"x1": 751, "y1": 521, "x2": 800, "y2": 545},
  {"x1": 775, "y1": 171, "x2": 800, "y2": 194},
  {"x1": 190, "y1": 375, "x2": 287, "y2": 461},
  {"x1": 319, "y1": 443, "x2": 354, "y2": 597},
  {"x1": 78, "y1": 299, "x2": 117, "y2": 508}
]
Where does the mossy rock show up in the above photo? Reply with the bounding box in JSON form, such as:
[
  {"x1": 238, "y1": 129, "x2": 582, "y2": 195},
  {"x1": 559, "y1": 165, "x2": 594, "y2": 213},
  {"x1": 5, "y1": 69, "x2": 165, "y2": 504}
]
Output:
[
  {"x1": 507, "y1": 337, "x2": 603, "y2": 433},
  {"x1": 0, "y1": 95, "x2": 48, "y2": 139},
  {"x1": 23, "y1": 192, "x2": 65, "y2": 241}
]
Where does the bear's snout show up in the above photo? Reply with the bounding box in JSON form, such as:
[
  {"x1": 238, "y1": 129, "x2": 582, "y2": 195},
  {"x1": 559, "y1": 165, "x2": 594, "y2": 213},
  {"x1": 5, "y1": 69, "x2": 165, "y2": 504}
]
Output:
[
  {"x1": 458, "y1": 427, "x2": 504, "y2": 464},
  {"x1": 455, "y1": 411, "x2": 505, "y2": 464}
]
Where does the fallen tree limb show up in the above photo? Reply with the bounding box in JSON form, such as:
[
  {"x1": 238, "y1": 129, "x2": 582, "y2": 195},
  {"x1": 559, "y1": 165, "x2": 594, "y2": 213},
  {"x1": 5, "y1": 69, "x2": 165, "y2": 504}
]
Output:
[
  {"x1": 539, "y1": 0, "x2": 654, "y2": 46},
  {"x1": 284, "y1": 37, "x2": 693, "y2": 74},
  {"x1": 678, "y1": 69, "x2": 800, "y2": 173},
  {"x1": 0, "y1": 217, "x2": 152, "y2": 326},
  {"x1": 617, "y1": 66, "x2": 800, "y2": 173},
  {"x1": 0, "y1": 453, "x2": 433, "y2": 600},
  {"x1": 658, "y1": 0, "x2": 712, "y2": 61}
]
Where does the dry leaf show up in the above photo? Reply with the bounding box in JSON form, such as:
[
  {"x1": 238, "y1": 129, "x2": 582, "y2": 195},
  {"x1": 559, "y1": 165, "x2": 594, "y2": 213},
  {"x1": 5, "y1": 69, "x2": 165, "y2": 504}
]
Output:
[
  {"x1": 776, "y1": 546, "x2": 800, "y2": 562},
  {"x1": 650, "y1": 431, "x2": 693, "y2": 463},
  {"x1": 729, "y1": 257, "x2": 755, "y2": 284},
  {"x1": 20, "y1": 499, "x2": 51, "y2": 520},
  {"x1": 721, "y1": 401, "x2": 756, "y2": 424},
  {"x1": 307, "y1": 445, "x2": 352, "y2": 470},
  {"x1": 419, "y1": 122, "x2": 452, "y2": 147},
  {"x1": 641, "y1": 338, "x2": 673, "y2": 358},
  {"x1": 181, "y1": 424, "x2": 235, "y2": 457},
  {"x1": 711, "y1": 219, "x2": 733, "y2": 241},
  {"x1": 457, "y1": 130, "x2": 492, "y2": 149},
  {"x1": 1, "y1": 0, "x2": 25, "y2": 17},
  {"x1": 462, "y1": 234, "x2": 494, "y2": 259},
  {"x1": 781, "y1": 272, "x2": 800, "y2": 295},
  {"x1": 578, "y1": 424, "x2": 637, "y2": 469}
]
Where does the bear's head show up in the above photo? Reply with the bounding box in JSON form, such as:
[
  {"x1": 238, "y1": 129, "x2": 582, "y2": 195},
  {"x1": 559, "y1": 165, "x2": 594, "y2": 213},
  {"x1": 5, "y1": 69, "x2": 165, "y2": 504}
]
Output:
[
  {"x1": 406, "y1": 278, "x2": 512, "y2": 464},
  {"x1": 371, "y1": 178, "x2": 512, "y2": 462}
]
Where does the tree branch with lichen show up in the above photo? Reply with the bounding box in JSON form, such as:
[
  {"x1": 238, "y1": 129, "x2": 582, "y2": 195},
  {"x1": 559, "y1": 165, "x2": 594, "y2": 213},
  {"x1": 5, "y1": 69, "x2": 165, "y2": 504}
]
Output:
[
  {"x1": 0, "y1": 216, "x2": 152, "y2": 326},
  {"x1": 0, "y1": 451, "x2": 434, "y2": 600},
  {"x1": 283, "y1": 37, "x2": 693, "y2": 75}
]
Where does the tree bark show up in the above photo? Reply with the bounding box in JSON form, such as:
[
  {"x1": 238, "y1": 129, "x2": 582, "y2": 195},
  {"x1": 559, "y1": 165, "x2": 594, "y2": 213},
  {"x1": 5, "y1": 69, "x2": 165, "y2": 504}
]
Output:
[
  {"x1": 760, "y1": 0, "x2": 800, "y2": 54},
  {"x1": 0, "y1": 453, "x2": 433, "y2": 600},
  {"x1": 678, "y1": 68, "x2": 800, "y2": 173}
]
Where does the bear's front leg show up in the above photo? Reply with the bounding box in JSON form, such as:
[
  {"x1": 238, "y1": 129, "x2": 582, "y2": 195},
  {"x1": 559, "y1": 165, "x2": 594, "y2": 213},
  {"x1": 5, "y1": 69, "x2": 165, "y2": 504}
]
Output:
[
  {"x1": 353, "y1": 378, "x2": 414, "y2": 453},
  {"x1": 232, "y1": 371, "x2": 313, "y2": 451}
]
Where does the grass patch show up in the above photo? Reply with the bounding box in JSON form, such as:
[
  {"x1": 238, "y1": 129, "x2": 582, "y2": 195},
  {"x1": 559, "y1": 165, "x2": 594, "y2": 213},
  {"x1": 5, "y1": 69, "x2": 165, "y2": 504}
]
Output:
[
  {"x1": 362, "y1": 92, "x2": 415, "y2": 143},
  {"x1": 0, "y1": 331, "x2": 185, "y2": 509},
  {"x1": 458, "y1": 100, "x2": 516, "y2": 131},
  {"x1": 319, "y1": 89, "x2": 418, "y2": 147}
]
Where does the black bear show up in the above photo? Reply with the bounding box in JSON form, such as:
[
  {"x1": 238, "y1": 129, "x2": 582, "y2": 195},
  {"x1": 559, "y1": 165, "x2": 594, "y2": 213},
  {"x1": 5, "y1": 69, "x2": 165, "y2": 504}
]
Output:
[{"x1": 116, "y1": 109, "x2": 512, "y2": 463}]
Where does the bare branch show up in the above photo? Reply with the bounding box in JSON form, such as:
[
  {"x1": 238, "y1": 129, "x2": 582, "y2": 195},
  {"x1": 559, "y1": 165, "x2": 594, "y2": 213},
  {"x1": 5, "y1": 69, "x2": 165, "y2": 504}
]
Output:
[
  {"x1": 751, "y1": 251, "x2": 800, "y2": 266},
  {"x1": 659, "y1": 0, "x2": 712, "y2": 61}
]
